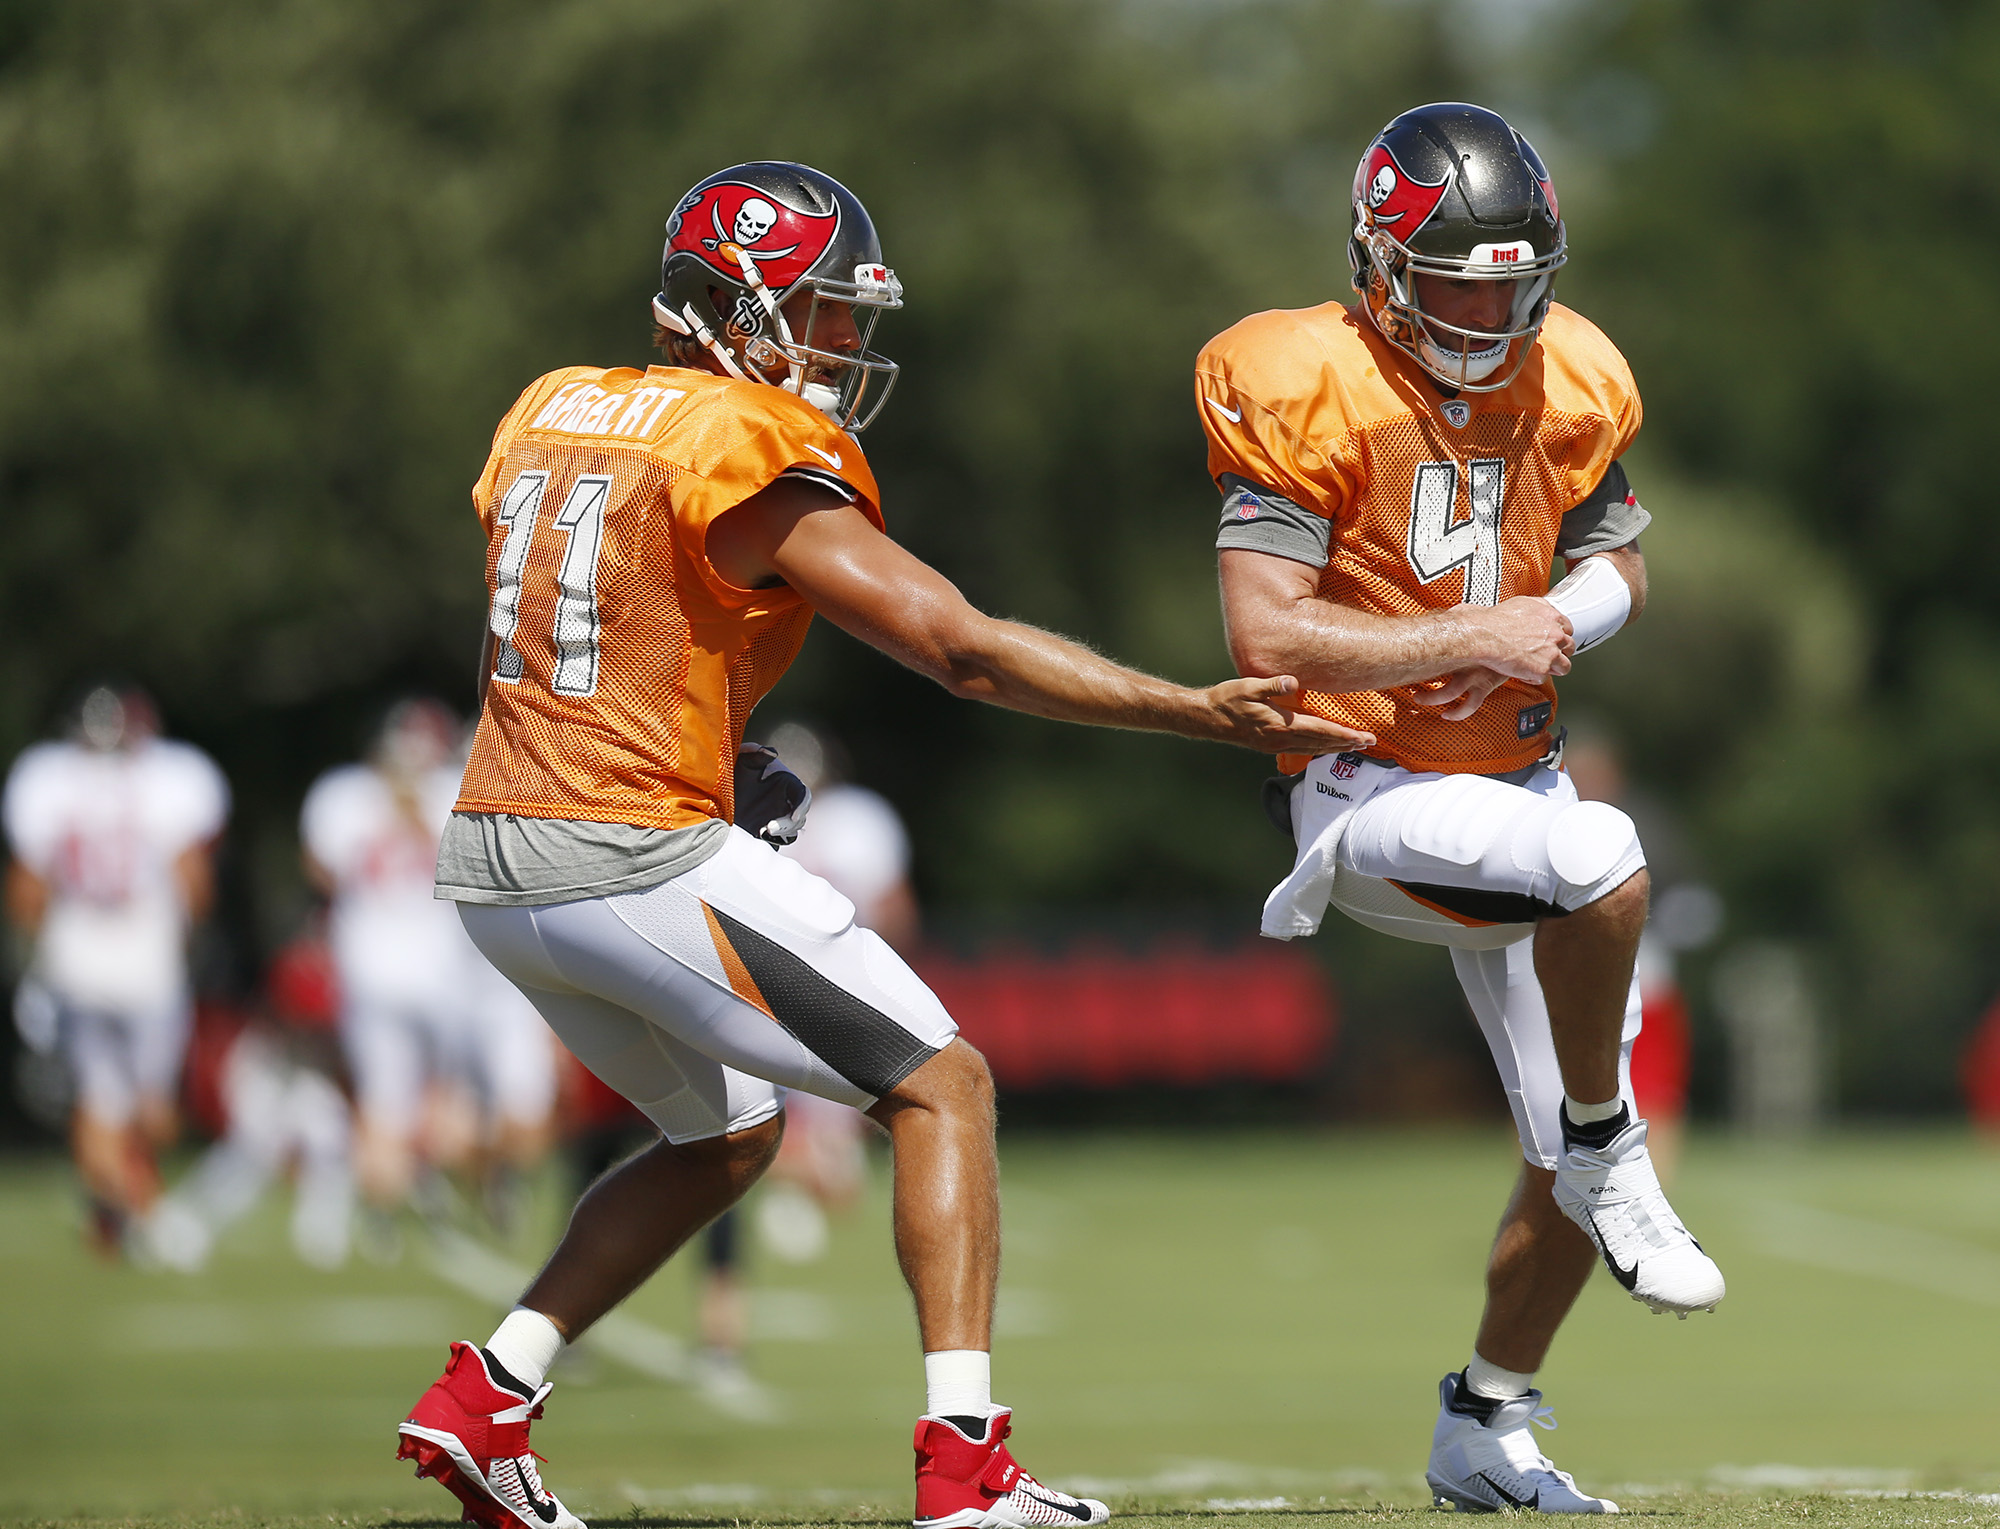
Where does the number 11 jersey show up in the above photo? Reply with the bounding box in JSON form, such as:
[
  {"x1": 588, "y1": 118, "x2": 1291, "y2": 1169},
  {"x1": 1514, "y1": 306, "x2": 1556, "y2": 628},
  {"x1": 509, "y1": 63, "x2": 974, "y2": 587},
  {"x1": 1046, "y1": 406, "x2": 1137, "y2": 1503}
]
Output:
[
  {"x1": 1196, "y1": 300, "x2": 1642, "y2": 776},
  {"x1": 456, "y1": 364, "x2": 880, "y2": 832}
]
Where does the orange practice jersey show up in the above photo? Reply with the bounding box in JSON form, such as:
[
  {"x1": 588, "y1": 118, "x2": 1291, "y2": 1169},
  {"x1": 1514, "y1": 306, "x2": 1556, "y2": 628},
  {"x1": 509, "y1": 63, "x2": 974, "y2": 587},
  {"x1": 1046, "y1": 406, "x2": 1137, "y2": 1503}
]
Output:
[
  {"x1": 456, "y1": 365, "x2": 881, "y2": 831},
  {"x1": 1197, "y1": 301, "x2": 1639, "y2": 775}
]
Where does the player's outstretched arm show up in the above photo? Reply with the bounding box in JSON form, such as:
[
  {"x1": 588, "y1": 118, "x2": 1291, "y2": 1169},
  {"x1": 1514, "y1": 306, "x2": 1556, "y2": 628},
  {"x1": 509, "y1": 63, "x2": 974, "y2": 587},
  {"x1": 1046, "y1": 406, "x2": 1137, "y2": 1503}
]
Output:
[
  {"x1": 1218, "y1": 547, "x2": 1575, "y2": 695},
  {"x1": 708, "y1": 480, "x2": 1375, "y2": 756}
]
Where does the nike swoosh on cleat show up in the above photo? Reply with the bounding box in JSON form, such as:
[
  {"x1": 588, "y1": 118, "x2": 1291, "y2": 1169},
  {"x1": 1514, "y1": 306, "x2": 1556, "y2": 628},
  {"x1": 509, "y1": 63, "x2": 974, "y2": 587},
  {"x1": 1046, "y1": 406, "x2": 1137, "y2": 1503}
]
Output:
[
  {"x1": 509, "y1": 1460, "x2": 560, "y2": 1524},
  {"x1": 1584, "y1": 1207, "x2": 1640, "y2": 1291},
  {"x1": 1206, "y1": 398, "x2": 1242, "y2": 423},
  {"x1": 1477, "y1": 1472, "x2": 1539, "y2": 1509},
  {"x1": 1019, "y1": 1488, "x2": 1097, "y2": 1522}
]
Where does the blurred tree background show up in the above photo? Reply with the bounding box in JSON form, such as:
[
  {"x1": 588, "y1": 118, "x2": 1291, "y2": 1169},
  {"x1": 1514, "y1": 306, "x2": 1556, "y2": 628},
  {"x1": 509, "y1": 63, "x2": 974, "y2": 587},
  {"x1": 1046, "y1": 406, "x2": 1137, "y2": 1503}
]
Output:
[{"x1": 0, "y1": 0, "x2": 1987, "y2": 1115}]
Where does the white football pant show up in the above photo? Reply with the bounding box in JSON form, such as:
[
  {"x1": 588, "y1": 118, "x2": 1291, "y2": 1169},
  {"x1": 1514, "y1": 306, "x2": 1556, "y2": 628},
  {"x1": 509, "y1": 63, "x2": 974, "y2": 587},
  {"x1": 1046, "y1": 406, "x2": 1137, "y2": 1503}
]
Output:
[
  {"x1": 1302, "y1": 758, "x2": 1646, "y2": 1170},
  {"x1": 458, "y1": 827, "x2": 956, "y2": 1144},
  {"x1": 58, "y1": 993, "x2": 191, "y2": 1127}
]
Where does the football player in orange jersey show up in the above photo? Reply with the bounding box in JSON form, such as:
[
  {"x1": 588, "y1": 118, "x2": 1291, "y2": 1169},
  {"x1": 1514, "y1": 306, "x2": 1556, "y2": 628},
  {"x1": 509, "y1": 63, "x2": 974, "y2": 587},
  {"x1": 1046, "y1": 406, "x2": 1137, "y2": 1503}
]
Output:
[
  {"x1": 393, "y1": 161, "x2": 1371, "y2": 1529},
  {"x1": 1199, "y1": 105, "x2": 1725, "y2": 1513}
]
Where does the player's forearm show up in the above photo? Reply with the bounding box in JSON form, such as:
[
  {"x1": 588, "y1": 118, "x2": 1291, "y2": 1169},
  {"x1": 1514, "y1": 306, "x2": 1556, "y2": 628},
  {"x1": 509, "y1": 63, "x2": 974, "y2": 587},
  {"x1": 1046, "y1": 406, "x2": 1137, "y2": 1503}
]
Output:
[
  {"x1": 174, "y1": 845, "x2": 217, "y2": 924},
  {"x1": 5, "y1": 861, "x2": 46, "y2": 935},
  {"x1": 931, "y1": 614, "x2": 1219, "y2": 739},
  {"x1": 1229, "y1": 598, "x2": 1492, "y2": 694}
]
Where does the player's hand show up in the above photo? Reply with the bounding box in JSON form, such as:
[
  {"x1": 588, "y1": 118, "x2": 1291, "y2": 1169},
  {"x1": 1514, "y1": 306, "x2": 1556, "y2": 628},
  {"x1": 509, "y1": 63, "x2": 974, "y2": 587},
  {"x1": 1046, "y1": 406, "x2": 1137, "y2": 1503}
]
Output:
[
  {"x1": 734, "y1": 742, "x2": 812, "y2": 845},
  {"x1": 1466, "y1": 596, "x2": 1574, "y2": 683},
  {"x1": 1202, "y1": 675, "x2": 1376, "y2": 755},
  {"x1": 1412, "y1": 667, "x2": 1511, "y2": 722}
]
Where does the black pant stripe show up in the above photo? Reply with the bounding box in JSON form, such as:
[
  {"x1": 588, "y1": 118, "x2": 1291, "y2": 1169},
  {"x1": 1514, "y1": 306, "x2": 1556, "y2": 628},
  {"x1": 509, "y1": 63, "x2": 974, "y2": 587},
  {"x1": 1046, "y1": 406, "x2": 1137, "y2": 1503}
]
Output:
[
  {"x1": 706, "y1": 905, "x2": 940, "y2": 1099},
  {"x1": 1389, "y1": 879, "x2": 1568, "y2": 925}
]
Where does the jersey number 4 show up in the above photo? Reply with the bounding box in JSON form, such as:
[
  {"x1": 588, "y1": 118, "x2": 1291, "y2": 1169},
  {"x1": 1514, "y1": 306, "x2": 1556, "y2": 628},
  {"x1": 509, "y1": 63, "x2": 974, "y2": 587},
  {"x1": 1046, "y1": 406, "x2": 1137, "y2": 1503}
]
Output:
[
  {"x1": 489, "y1": 468, "x2": 610, "y2": 697},
  {"x1": 1406, "y1": 458, "x2": 1504, "y2": 607}
]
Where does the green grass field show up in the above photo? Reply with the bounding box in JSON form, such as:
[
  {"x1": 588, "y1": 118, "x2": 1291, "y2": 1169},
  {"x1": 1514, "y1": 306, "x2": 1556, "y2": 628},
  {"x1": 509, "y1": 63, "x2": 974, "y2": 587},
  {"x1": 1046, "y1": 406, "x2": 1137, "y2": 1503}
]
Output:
[{"x1": 4, "y1": 1127, "x2": 1999, "y2": 1528}]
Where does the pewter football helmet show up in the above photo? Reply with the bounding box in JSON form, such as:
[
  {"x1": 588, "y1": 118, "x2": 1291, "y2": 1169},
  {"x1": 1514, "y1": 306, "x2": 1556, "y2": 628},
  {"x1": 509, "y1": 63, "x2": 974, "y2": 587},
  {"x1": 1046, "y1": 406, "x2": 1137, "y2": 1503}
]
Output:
[{"x1": 1348, "y1": 103, "x2": 1566, "y2": 393}]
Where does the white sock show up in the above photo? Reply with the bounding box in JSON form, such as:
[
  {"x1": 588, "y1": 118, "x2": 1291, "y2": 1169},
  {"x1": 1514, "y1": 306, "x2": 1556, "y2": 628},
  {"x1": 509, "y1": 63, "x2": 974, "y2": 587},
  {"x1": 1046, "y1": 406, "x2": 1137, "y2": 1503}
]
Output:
[
  {"x1": 485, "y1": 1307, "x2": 565, "y2": 1392},
  {"x1": 1464, "y1": 1352, "x2": 1535, "y2": 1401},
  {"x1": 924, "y1": 1349, "x2": 994, "y2": 1419},
  {"x1": 1562, "y1": 1093, "x2": 1625, "y2": 1125}
]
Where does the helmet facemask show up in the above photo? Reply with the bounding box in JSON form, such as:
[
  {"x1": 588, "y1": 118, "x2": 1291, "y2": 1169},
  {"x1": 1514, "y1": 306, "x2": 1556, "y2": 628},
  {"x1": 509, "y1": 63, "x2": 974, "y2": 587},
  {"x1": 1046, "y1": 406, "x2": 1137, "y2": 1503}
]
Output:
[{"x1": 1357, "y1": 223, "x2": 1565, "y2": 393}]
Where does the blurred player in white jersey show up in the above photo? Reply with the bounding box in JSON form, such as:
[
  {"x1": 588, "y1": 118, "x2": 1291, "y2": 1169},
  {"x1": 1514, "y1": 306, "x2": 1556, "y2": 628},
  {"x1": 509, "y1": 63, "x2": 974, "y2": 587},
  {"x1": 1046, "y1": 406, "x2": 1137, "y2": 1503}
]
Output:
[
  {"x1": 146, "y1": 933, "x2": 357, "y2": 1273},
  {"x1": 302, "y1": 699, "x2": 554, "y2": 1244},
  {"x1": 3, "y1": 684, "x2": 229, "y2": 1257}
]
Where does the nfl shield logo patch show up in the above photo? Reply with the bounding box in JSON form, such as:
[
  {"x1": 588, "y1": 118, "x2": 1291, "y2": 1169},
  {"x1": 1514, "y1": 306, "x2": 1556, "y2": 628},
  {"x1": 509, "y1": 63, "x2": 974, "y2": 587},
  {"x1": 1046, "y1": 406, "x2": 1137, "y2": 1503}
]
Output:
[{"x1": 1441, "y1": 400, "x2": 1472, "y2": 430}]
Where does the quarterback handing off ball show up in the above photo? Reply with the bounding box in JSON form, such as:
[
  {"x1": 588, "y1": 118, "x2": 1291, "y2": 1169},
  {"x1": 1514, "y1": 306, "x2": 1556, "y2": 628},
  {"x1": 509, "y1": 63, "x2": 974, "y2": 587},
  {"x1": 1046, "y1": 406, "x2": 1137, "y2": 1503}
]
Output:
[{"x1": 1203, "y1": 102, "x2": 1722, "y2": 1512}]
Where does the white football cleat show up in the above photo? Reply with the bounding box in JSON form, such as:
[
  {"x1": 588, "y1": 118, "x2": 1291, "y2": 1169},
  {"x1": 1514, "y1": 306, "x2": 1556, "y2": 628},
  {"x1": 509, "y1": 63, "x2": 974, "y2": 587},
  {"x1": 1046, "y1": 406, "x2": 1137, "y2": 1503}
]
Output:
[
  {"x1": 1553, "y1": 1117, "x2": 1724, "y2": 1316},
  {"x1": 1427, "y1": 1373, "x2": 1618, "y2": 1514}
]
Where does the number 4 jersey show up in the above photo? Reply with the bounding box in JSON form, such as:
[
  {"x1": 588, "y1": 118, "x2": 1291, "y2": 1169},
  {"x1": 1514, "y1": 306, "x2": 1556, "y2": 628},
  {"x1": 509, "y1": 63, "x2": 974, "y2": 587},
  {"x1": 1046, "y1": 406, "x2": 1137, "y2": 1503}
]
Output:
[
  {"x1": 456, "y1": 364, "x2": 880, "y2": 831},
  {"x1": 1197, "y1": 300, "x2": 1648, "y2": 776}
]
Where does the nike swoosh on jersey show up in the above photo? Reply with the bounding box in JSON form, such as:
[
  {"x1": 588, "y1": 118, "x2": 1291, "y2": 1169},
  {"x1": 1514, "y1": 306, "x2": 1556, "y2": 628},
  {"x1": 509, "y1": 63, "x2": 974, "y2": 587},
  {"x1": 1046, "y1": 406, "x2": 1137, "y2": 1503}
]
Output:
[
  {"x1": 509, "y1": 1460, "x2": 560, "y2": 1524},
  {"x1": 1206, "y1": 397, "x2": 1242, "y2": 424},
  {"x1": 803, "y1": 443, "x2": 843, "y2": 468},
  {"x1": 1584, "y1": 1207, "x2": 1640, "y2": 1291}
]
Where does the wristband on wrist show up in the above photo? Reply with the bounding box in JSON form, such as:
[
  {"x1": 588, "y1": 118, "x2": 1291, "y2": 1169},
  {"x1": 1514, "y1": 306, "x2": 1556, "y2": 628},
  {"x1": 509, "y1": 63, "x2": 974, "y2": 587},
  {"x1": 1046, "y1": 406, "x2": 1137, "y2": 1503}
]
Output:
[{"x1": 1546, "y1": 555, "x2": 1632, "y2": 655}]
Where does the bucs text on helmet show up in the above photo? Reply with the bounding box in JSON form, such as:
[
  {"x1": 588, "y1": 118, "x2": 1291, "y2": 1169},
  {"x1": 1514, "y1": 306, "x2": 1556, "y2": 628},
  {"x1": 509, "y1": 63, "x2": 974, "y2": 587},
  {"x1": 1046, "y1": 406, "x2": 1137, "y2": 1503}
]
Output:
[
  {"x1": 653, "y1": 161, "x2": 903, "y2": 431},
  {"x1": 1347, "y1": 103, "x2": 1565, "y2": 393}
]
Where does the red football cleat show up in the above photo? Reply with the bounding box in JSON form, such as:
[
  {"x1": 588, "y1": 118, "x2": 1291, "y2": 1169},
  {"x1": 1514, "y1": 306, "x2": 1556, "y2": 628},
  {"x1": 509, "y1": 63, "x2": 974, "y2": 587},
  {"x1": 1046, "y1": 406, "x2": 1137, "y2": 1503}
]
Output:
[
  {"x1": 397, "y1": 1342, "x2": 586, "y2": 1529},
  {"x1": 913, "y1": 1409, "x2": 1109, "y2": 1528}
]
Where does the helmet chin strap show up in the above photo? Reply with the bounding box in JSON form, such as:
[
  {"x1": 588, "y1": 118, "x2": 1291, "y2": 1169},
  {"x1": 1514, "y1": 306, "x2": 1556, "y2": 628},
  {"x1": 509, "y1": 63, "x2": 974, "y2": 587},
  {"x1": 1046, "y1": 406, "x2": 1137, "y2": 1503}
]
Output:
[
  {"x1": 654, "y1": 250, "x2": 851, "y2": 422},
  {"x1": 724, "y1": 242, "x2": 811, "y2": 400}
]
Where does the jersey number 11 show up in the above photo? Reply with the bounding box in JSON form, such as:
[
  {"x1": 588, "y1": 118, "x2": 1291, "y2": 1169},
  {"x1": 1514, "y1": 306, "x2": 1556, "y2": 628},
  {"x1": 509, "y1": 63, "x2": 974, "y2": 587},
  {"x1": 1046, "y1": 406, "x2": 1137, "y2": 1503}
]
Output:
[{"x1": 488, "y1": 468, "x2": 610, "y2": 698}]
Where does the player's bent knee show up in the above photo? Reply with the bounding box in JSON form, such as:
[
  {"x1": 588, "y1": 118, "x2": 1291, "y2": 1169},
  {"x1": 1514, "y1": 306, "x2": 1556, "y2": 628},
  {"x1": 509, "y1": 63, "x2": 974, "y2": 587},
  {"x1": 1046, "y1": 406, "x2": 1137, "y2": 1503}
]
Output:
[
  {"x1": 871, "y1": 1037, "x2": 994, "y2": 1123},
  {"x1": 1545, "y1": 800, "x2": 1644, "y2": 904},
  {"x1": 666, "y1": 1112, "x2": 784, "y2": 1177}
]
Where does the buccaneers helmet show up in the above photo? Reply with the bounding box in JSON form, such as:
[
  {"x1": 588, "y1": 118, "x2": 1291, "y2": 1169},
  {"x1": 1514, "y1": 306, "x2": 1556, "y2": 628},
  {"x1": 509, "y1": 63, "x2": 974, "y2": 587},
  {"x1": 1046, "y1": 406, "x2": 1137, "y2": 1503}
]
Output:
[
  {"x1": 1348, "y1": 103, "x2": 1565, "y2": 392},
  {"x1": 653, "y1": 161, "x2": 902, "y2": 431}
]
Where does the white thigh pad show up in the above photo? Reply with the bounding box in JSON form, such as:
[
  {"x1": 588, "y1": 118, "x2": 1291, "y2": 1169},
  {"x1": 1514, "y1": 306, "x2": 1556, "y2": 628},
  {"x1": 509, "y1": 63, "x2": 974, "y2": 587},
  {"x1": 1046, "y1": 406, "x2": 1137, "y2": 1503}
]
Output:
[{"x1": 1397, "y1": 772, "x2": 1509, "y2": 866}]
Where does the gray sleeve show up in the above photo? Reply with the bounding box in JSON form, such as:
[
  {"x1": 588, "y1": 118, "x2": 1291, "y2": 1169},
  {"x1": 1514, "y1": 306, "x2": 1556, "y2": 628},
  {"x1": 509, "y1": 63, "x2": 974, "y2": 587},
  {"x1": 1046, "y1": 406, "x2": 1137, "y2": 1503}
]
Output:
[
  {"x1": 1555, "y1": 460, "x2": 1650, "y2": 559},
  {"x1": 1214, "y1": 473, "x2": 1332, "y2": 569}
]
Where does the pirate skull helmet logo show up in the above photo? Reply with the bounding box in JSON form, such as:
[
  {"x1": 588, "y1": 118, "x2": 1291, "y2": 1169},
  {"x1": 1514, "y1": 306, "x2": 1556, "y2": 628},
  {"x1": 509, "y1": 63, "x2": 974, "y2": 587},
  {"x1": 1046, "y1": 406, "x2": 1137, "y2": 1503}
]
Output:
[
  {"x1": 1367, "y1": 165, "x2": 1397, "y2": 208},
  {"x1": 732, "y1": 197, "x2": 779, "y2": 246}
]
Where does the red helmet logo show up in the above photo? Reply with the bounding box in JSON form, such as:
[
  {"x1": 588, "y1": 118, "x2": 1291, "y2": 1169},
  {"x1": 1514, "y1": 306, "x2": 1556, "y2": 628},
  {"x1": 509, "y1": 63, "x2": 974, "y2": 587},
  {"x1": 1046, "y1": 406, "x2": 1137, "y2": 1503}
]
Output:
[
  {"x1": 669, "y1": 181, "x2": 841, "y2": 292},
  {"x1": 1355, "y1": 142, "x2": 1450, "y2": 235}
]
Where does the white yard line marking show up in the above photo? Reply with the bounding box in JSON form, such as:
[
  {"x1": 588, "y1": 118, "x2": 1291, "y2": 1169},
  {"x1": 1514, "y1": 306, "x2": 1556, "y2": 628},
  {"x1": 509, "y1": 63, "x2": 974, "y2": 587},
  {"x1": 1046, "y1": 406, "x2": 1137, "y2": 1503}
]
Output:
[
  {"x1": 1749, "y1": 1201, "x2": 2000, "y2": 1306},
  {"x1": 426, "y1": 1226, "x2": 783, "y2": 1422}
]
